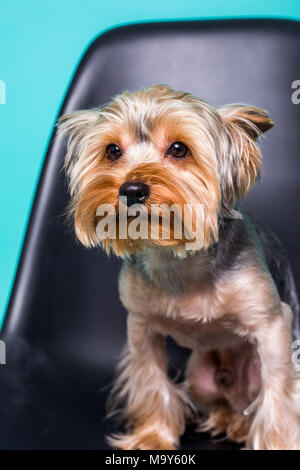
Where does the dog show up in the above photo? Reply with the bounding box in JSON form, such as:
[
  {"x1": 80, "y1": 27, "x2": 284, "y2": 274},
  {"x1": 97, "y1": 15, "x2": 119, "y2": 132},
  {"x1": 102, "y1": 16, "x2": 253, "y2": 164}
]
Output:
[{"x1": 59, "y1": 84, "x2": 300, "y2": 450}]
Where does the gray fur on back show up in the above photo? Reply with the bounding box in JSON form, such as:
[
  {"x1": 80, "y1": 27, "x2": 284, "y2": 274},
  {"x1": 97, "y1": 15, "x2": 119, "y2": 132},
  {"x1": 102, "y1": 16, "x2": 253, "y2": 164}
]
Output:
[{"x1": 247, "y1": 213, "x2": 300, "y2": 341}]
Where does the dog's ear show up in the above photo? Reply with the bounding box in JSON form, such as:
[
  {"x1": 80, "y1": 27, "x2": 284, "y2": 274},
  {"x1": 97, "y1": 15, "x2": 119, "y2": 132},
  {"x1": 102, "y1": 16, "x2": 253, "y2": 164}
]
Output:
[
  {"x1": 217, "y1": 104, "x2": 274, "y2": 211},
  {"x1": 57, "y1": 109, "x2": 100, "y2": 174},
  {"x1": 218, "y1": 104, "x2": 274, "y2": 140},
  {"x1": 58, "y1": 109, "x2": 100, "y2": 136}
]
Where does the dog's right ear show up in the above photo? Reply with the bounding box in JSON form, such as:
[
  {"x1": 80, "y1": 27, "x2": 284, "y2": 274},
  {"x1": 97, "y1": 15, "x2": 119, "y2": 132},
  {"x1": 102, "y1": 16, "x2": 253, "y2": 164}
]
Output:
[
  {"x1": 58, "y1": 109, "x2": 100, "y2": 136},
  {"x1": 57, "y1": 109, "x2": 100, "y2": 174}
]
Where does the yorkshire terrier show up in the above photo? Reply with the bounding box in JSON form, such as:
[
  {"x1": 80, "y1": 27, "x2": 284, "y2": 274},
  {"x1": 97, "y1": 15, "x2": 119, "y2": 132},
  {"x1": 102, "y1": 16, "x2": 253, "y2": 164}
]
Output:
[{"x1": 59, "y1": 84, "x2": 300, "y2": 450}]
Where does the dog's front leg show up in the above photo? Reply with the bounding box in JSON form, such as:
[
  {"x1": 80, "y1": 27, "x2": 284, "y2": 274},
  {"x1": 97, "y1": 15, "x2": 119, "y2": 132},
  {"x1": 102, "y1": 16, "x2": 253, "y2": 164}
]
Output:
[
  {"x1": 239, "y1": 302, "x2": 300, "y2": 450},
  {"x1": 107, "y1": 312, "x2": 190, "y2": 450}
]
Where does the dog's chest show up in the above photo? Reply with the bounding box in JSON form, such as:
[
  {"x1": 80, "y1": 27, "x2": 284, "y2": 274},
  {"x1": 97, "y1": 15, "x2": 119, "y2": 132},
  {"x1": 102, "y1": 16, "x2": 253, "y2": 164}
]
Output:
[
  {"x1": 118, "y1": 255, "x2": 238, "y2": 351},
  {"x1": 151, "y1": 314, "x2": 242, "y2": 351},
  {"x1": 119, "y1": 260, "x2": 220, "y2": 317}
]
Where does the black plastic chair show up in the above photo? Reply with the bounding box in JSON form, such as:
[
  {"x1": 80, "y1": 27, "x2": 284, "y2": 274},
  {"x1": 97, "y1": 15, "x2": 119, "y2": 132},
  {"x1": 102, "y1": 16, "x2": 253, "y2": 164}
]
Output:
[{"x1": 1, "y1": 19, "x2": 300, "y2": 450}]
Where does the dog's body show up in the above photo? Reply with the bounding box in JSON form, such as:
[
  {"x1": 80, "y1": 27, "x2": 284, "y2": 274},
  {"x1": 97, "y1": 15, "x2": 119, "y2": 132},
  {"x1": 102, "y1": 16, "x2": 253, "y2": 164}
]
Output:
[
  {"x1": 59, "y1": 84, "x2": 300, "y2": 450},
  {"x1": 113, "y1": 211, "x2": 300, "y2": 449}
]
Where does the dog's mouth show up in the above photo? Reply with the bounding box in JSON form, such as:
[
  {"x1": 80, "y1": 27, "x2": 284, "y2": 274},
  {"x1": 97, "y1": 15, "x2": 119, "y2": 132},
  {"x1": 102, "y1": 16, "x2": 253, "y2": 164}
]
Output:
[
  {"x1": 92, "y1": 193, "x2": 206, "y2": 255},
  {"x1": 95, "y1": 209, "x2": 184, "y2": 237}
]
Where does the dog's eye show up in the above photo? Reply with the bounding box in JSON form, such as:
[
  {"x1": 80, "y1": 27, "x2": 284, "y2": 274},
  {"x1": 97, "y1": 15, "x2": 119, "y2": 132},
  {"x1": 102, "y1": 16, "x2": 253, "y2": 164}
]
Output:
[
  {"x1": 106, "y1": 143, "x2": 122, "y2": 161},
  {"x1": 166, "y1": 142, "x2": 189, "y2": 159}
]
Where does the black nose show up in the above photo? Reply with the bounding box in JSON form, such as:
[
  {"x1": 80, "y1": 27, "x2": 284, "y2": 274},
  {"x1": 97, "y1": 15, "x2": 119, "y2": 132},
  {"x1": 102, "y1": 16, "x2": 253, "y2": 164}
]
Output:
[{"x1": 119, "y1": 181, "x2": 150, "y2": 206}]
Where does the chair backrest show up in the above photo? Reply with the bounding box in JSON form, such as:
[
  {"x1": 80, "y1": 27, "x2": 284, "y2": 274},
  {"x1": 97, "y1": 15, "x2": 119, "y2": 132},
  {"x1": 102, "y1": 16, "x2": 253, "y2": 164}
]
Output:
[{"x1": 4, "y1": 19, "x2": 300, "y2": 391}]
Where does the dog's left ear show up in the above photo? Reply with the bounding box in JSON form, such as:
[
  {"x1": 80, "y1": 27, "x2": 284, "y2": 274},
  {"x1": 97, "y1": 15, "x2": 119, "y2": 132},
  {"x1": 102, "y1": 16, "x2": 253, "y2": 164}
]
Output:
[
  {"x1": 218, "y1": 104, "x2": 274, "y2": 140},
  {"x1": 217, "y1": 104, "x2": 274, "y2": 211}
]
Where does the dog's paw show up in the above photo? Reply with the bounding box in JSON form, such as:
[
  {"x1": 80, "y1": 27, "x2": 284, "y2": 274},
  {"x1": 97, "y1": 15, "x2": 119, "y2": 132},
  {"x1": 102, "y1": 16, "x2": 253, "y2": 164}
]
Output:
[{"x1": 106, "y1": 429, "x2": 177, "y2": 450}]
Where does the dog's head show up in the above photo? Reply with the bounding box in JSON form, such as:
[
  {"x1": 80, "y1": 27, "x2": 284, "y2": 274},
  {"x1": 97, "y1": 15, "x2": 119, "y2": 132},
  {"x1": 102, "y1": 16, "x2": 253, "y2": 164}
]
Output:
[{"x1": 59, "y1": 84, "x2": 273, "y2": 257}]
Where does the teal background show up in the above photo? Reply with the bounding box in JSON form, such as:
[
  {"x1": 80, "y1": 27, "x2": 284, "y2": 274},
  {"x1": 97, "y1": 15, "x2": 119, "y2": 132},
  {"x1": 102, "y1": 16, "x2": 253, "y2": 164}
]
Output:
[{"x1": 0, "y1": 0, "x2": 300, "y2": 328}]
